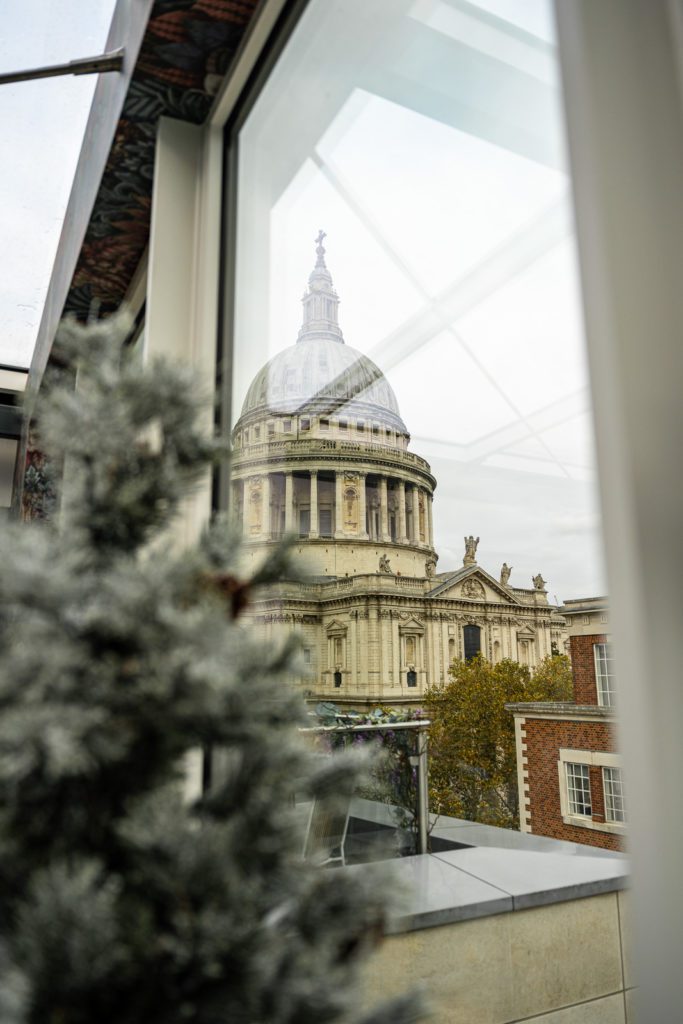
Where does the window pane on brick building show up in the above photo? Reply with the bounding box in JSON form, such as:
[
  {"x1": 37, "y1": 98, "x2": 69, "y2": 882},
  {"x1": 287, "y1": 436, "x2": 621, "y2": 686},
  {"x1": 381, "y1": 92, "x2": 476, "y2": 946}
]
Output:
[
  {"x1": 566, "y1": 762, "x2": 592, "y2": 816},
  {"x1": 603, "y1": 766, "x2": 625, "y2": 823},
  {"x1": 594, "y1": 642, "x2": 615, "y2": 706}
]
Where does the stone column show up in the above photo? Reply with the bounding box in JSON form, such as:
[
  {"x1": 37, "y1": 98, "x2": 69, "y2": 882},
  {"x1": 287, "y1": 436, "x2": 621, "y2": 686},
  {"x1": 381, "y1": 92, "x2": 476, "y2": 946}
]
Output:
[
  {"x1": 426, "y1": 491, "x2": 433, "y2": 547},
  {"x1": 379, "y1": 476, "x2": 390, "y2": 541},
  {"x1": 392, "y1": 615, "x2": 401, "y2": 688},
  {"x1": 335, "y1": 471, "x2": 344, "y2": 537},
  {"x1": 350, "y1": 613, "x2": 358, "y2": 686},
  {"x1": 284, "y1": 471, "x2": 294, "y2": 534},
  {"x1": 242, "y1": 478, "x2": 250, "y2": 537},
  {"x1": 358, "y1": 472, "x2": 368, "y2": 538},
  {"x1": 261, "y1": 473, "x2": 271, "y2": 539},
  {"x1": 410, "y1": 484, "x2": 419, "y2": 543},
  {"x1": 398, "y1": 479, "x2": 408, "y2": 543},
  {"x1": 309, "y1": 470, "x2": 318, "y2": 538}
]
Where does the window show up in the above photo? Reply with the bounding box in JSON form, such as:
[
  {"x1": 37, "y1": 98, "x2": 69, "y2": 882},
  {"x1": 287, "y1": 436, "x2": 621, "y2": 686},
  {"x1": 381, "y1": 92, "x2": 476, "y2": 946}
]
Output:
[
  {"x1": 594, "y1": 642, "x2": 615, "y2": 706},
  {"x1": 558, "y1": 749, "x2": 624, "y2": 832},
  {"x1": 372, "y1": 425, "x2": 379, "y2": 437},
  {"x1": 463, "y1": 625, "x2": 481, "y2": 661},
  {"x1": 566, "y1": 763, "x2": 592, "y2": 817},
  {"x1": 303, "y1": 647, "x2": 311, "y2": 664},
  {"x1": 357, "y1": 421, "x2": 364, "y2": 433},
  {"x1": 334, "y1": 670, "x2": 342, "y2": 688},
  {"x1": 407, "y1": 670, "x2": 417, "y2": 688},
  {"x1": 319, "y1": 418, "x2": 329, "y2": 432},
  {"x1": 283, "y1": 419, "x2": 292, "y2": 432},
  {"x1": 254, "y1": 425, "x2": 261, "y2": 440},
  {"x1": 299, "y1": 508, "x2": 310, "y2": 537},
  {"x1": 603, "y1": 767, "x2": 626, "y2": 823},
  {"x1": 339, "y1": 419, "x2": 347, "y2": 431},
  {"x1": 405, "y1": 635, "x2": 416, "y2": 664},
  {"x1": 267, "y1": 421, "x2": 275, "y2": 436},
  {"x1": 300, "y1": 418, "x2": 310, "y2": 432}
]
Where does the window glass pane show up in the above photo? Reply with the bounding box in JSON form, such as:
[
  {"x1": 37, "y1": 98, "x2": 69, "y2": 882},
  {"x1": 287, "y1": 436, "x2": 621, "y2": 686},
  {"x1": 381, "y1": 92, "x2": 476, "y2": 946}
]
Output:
[
  {"x1": 225, "y1": 0, "x2": 617, "y2": 864},
  {"x1": 566, "y1": 763, "x2": 592, "y2": 816},
  {"x1": 603, "y1": 766, "x2": 626, "y2": 823},
  {"x1": 594, "y1": 642, "x2": 615, "y2": 706}
]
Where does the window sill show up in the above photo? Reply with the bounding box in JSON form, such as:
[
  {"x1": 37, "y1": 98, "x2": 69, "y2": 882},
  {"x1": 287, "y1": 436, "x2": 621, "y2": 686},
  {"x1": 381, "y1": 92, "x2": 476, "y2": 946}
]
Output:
[{"x1": 562, "y1": 814, "x2": 626, "y2": 835}]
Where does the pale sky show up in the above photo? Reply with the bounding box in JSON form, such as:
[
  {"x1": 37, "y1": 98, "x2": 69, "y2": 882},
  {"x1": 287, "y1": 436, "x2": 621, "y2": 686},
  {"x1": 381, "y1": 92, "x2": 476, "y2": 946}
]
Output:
[
  {"x1": 232, "y1": 0, "x2": 608, "y2": 602},
  {"x1": 0, "y1": 0, "x2": 117, "y2": 369}
]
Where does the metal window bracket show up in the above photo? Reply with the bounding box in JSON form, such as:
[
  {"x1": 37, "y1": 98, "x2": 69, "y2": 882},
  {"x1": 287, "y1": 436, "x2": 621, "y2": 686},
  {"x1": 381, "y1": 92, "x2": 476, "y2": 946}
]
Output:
[{"x1": 0, "y1": 47, "x2": 125, "y2": 87}]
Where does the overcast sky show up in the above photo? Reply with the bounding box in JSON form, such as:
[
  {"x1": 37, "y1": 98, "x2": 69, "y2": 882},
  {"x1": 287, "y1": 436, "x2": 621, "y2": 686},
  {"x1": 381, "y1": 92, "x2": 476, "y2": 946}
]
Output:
[
  {"x1": 0, "y1": 0, "x2": 116, "y2": 369},
  {"x1": 233, "y1": 0, "x2": 608, "y2": 602}
]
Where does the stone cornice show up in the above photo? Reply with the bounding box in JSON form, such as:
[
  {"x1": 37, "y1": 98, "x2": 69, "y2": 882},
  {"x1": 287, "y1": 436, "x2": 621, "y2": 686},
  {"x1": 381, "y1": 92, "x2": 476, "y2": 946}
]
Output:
[{"x1": 230, "y1": 439, "x2": 436, "y2": 488}]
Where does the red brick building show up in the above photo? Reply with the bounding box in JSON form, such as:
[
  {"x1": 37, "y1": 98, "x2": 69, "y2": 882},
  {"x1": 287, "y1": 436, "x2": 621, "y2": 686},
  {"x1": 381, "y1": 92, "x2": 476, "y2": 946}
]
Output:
[{"x1": 508, "y1": 598, "x2": 625, "y2": 851}]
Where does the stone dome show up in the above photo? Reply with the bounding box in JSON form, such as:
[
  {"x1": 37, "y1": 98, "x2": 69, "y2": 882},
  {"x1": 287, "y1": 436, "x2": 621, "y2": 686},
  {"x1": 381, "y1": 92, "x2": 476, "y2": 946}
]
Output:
[
  {"x1": 239, "y1": 337, "x2": 407, "y2": 432},
  {"x1": 237, "y1": 231, "x2": 407, "y2": 433}
]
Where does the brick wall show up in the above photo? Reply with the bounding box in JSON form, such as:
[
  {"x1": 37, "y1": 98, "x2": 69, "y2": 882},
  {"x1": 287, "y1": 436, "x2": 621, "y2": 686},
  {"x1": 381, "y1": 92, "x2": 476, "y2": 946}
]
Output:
[
  {"x1": 569, "y1": 633, "x2": 608, "y2": 704},
  {"x1": 522, "y1": 716, "x2": 623, "y2": 851}
]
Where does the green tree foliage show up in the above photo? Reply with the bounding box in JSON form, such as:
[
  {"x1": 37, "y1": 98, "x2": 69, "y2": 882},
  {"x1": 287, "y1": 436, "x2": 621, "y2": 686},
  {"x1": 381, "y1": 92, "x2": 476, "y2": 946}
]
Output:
[
  {"x1": 424, "y1": 654, "x2": 572, "y2": 828},
  {"x1": 0, "y1": 316, "x2": 421, "y2": 1024},
  {"x1": 525, "y1": 653, "x2": 573, "y2": 702}
]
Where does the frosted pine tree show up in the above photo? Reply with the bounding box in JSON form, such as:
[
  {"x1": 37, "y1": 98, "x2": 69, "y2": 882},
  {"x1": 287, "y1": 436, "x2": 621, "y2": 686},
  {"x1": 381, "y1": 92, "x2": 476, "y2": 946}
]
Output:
[{"x1": 0, "y1": 316, "x2": 421, "y2": 1024}]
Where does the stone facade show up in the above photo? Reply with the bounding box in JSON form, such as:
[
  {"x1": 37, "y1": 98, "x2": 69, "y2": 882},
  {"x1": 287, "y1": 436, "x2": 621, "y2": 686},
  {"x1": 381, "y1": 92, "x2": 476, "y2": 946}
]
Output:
[{"x1": 231, "y1": 237, "x2": 567, "y2": 708}]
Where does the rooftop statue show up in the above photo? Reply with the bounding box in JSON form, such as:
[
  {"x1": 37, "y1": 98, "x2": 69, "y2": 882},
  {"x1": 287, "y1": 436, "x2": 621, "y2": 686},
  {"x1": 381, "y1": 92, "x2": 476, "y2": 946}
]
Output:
[
  {"x1": 500, "y1": 562, "x2": 512, "y2": 586},
  {"x1": 463, "y1": 535, "x2": 479, "y2": 566}
]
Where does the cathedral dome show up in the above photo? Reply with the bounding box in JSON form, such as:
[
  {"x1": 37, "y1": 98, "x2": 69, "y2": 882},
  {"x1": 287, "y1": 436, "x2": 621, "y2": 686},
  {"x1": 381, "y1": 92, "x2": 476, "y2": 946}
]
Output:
[
  {"x1": 237, "y1": 232, "x2": 407, "y2": 434},
  {"x1": 240, "y1": 337, "x2": 406, "y2": 430}
]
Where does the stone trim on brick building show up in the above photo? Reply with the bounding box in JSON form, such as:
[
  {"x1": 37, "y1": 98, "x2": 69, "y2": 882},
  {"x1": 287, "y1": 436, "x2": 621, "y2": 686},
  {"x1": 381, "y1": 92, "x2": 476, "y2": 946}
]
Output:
[{"x1": 507, "y1": 706, "x2": 623, "y2": 852}]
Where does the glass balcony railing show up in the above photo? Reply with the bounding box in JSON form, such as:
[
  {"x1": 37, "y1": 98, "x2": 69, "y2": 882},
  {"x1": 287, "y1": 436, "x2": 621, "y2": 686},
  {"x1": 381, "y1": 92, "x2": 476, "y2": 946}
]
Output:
[{"x1": 299, "y1": 714, "x2": 431, "y2": 864}]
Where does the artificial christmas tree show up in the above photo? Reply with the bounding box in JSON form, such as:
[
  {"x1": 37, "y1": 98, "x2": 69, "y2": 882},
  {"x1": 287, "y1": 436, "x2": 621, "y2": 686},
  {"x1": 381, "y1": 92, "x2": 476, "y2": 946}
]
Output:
[{"x1": 0, "y1": 315, "x2": 421, "y2": 1024}]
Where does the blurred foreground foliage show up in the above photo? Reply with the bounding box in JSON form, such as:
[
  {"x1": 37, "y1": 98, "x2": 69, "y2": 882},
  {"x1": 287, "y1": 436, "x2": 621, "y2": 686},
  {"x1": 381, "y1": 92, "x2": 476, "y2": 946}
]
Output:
[{"x1": 0, "y1": 315, "x2": 422, "y2": 1024}]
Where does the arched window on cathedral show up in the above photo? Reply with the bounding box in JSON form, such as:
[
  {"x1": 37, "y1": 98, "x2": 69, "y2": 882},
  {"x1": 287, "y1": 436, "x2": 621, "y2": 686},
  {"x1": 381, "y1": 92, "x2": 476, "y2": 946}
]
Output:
[
  {"x1": 463, "y1": 625, "x2": 481, "y2": 661},
  {"x1": 334, "y1": 671, "x2": 342, "y2": 688},
  {"x1": 407, "y1": 670, "x2": 417, "y2": 688}
]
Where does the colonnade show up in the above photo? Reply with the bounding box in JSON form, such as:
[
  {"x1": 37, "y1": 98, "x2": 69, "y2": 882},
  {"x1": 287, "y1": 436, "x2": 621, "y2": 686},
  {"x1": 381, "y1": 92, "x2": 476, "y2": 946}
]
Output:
[{"x1": 234, "y1": 469, "x2": 434, "y2": 546}]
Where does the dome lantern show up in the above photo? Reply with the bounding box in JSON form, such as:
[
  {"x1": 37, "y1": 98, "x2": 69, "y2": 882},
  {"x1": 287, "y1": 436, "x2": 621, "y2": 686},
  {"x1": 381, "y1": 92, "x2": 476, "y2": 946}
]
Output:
[{"x1": 297, "y1": 230, "x2": 344, "y2": 344}]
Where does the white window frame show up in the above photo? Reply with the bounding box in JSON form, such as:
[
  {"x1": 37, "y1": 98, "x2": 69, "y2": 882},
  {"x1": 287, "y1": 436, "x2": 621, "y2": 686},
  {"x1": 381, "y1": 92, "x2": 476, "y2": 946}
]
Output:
[
  {"x1": 566, "y1": 762, "x2": 592, "y2": 817},
  {"x1": 558, "y1": 748, "x2": 626, "y2": 834},
  {"x1": 593, "y1": 641, "x2": 615, "y2": 707},
  {"x1": 602, "y1": 766, "x2": 626, "y2": 824}
]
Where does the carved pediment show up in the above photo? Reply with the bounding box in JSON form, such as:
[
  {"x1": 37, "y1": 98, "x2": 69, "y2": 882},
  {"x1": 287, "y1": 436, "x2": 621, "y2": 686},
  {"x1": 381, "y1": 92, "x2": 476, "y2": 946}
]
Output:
[
  {"x1": 427, "y1": 566, "x2": 522, "y2": 605},
  {"x1": 398, "y1": 616, "x2": 425, "y2": 635},
  {"x1": 325, "y1": 619, "x2": 347, "y2": 635}
]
